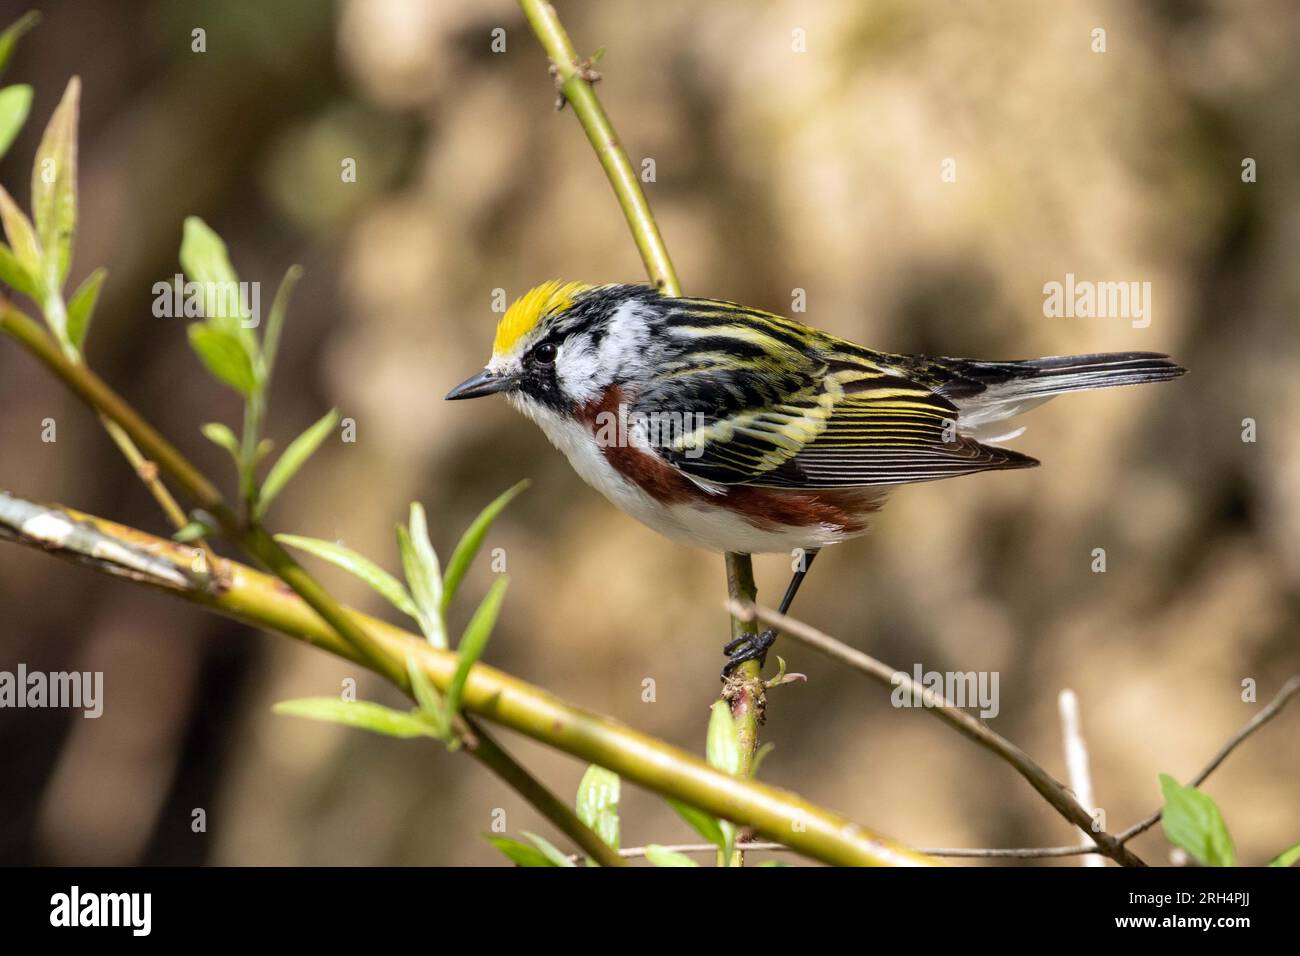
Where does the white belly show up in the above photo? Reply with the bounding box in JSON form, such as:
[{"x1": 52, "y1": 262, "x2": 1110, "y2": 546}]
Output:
[{"x1": 512, "y1": 398, "x2": 865, "y2": 553}]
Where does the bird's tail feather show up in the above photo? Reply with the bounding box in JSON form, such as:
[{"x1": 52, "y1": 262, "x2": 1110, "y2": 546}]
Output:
[{"x1": 943, "y1": 351, "x2": 1185, "y2": 428}]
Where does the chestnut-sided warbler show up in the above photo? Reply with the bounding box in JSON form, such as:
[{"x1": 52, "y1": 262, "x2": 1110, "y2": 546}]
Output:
[{"x1": 447, "y1": 281, "x2": 1185, "y2": 676}]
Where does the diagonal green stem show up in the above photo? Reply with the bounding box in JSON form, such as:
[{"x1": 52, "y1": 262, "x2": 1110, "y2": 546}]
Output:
[
  {"x1": 518, "y1": 0, "x2": 680, "y2": 296},
  {"x1": 0, "y1": 298, "x2": 400, "y2": 684},
  {"x1": 515, "y1": 3, "x2": 766, "y2": 860},
  {"x1": 0, "y1": 302, "x2": 624, "y2": 866},
  {"x1": 0, "y1": 491, "x2": 936, "y2": 866},
  {"x1": 465, "y1": 716, "x2": 624, "y2": 867}
]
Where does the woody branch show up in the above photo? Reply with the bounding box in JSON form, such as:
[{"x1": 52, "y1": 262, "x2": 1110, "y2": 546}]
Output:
[{"x1": 0, "y1": 488, "x2": 934, "y2": 867}]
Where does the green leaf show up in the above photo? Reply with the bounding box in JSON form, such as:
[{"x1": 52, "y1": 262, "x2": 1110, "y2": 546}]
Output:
[
  {"x1": 1159, "y1": 773, "x2": 1236, "y2": 867},
  {"x1": 188, "y1": 322, "x2": 257, "y2": 395},
  {"x1": 179, "y1": 216, "x2": 258, "y2": 366},
  {"x1": 706, "y1": 700, "x2": 741, "y2": 776},
  {"x1": 667, "y1": 799, "x2": 727, "y2": 850},
  {"x1": 441, "y1": 479, "x2": 529, "y2": 614},
  {"x1": 260, "y1": 264, "x2": 301, "y2": 382},
  {"x1": 0, "y1": 12, "x2": 40, "y2": 78},
  {"x1": 404, "y1": 655, "x2": 447, "y2": 736},
  {"x1": 256, "y1": 409, "x2": 339, "y2": 518},
  {"x1": 397, "y1": 502, "x2": 445, "y2": 647},
  {"x1": 702, "y1": 701, "x2": 741, "y2": 860},
  {"x1": 757, "y1": 860, "x2": 790, "y2": 867},
  {"x1": 0, "y1": 183, "x2": 41, "y2": 281},
  {"x1": 445, "y1": 576, "x2": 507, "y2": 727},
  {"x1": 485, "y1": 836, "x2": 555, "y2": 868},
  {"x1": 172, "y1": 520, "x2": 212, "y2": 543},
  {"x1": 0, "y1": 84, "x2": 32, "y2": 159},
  {"x1": 718, "y1": 821, "x2": 737, "y2": 862},
  {"x1": 180, "y1": 216, "x2": 238, "y2": 287},
  {"x1": 750, "y1": 741, "x2": 775, "y2": 779},
  {"x1": 31, "y1": 76, "x2": 78, "y2": 289},
  {"x1": 179, "y1": 216, "x2": 242, "y2": 325},
  {"x1": 0, "y1": 241, "x2": 38, "y2": 298},
  {"x1": 644, "y1": 845, "x2": 699, "y2": 867},
  {"x1": 397, "y1": 526, "x2": 435, "y2": 642},
  {"x1": 272, "y1": 697, "x2": 441, "y2": 739},
  {"x1": 575, "y1": 765, "x2": 620, "y2": 850},
  {"x1": 200, "y1": 420, "x2": 241, "y2": 462},
  {"x1": 65, "y1": 266, "x2": 104, "y2": 351},
  {"x1": 1268, "y1": 842, "x2": 1300, "y2": 868},
  {"x1": 275, "y1": 532, "x2": 418, "y2": 619},
  {"x1": 523, "y1": 831, "x2": 577, "y2": 867}
]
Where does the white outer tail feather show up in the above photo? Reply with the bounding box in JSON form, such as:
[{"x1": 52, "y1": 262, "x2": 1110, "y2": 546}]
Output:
[{"x1": 953, "y1": 352, "x2": 1185, "y2": 433}]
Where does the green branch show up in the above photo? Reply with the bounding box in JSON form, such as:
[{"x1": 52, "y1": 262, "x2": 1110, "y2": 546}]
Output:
[
  {"x1": 518, "y1": 0, "x2": 680, "y2": 295},
  {"x1": 0, "y1": 487, "x2": 622, "y2": 868},
  {"x1": 515, "y1": 3, "x2": 767, "y2": 862},
  {"x1": 0, "y1": 299, "x2": 626, "y2": 865},
  {"x1": 0, "y1": 490, "x2": 935, "y2": 867},
  {"x1": 0, "y1": 297, "x2": 403, "y2": 682},
  {"x1": 0, "y1": 6, "x2": 927, "y2": 867}
]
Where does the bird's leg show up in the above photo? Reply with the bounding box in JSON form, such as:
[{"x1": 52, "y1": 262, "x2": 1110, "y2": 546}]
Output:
[{"x1": 722, "y1": 549, "x2": 819, "y2": 679}]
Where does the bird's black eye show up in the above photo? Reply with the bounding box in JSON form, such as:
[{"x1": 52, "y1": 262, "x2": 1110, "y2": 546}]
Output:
[{"x1": 533, "y1": 342, "x2": 558, "y2": 365}]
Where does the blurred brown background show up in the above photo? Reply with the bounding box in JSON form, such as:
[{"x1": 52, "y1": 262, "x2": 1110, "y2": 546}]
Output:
[{"x1": 0, "y1": 0, "x2": 1296, "y2": 866}]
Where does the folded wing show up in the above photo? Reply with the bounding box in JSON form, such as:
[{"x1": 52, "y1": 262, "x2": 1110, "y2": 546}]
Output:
[{"x1": 638, "y1": 361, "x2": 1038, "y2": 490}]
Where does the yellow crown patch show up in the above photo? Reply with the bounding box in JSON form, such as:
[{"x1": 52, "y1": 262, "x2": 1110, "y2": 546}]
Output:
[{"x1": 493, "y1": 281, "x2": 594, "y2": 357}]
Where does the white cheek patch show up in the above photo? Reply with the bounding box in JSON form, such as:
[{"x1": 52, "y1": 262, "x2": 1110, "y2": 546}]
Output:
[
  {"x1": 556, "y1": 337, "x2": 602, "y2": 405},
  {"x1": 554, "y1": 300, "x2": 649, "y2": 406},
  {"x1": 596, "y1": 300, "x2": 651, "y2": 375}
]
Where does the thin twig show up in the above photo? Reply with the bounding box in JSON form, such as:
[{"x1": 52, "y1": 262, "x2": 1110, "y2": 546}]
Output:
[
  {"x1": 96, "y1": 413, "x2": 221, "y2": 574},
  {"x1": 729, "y1": 599, "x2": 1147, "y2": 867},
  {"x1": 0, "y1": 491, "x2": 936, "y2": 867},
  {"x1": 604, "y1": 841, "x2": 1108, "y2": 860},
  {"x1": 0, "y1": 297, "x2": 402, "y2": 684},
  {"x1": 516, "y1": 0, "x2": 767, "y2": 869},
  {"x1": 0, "y1": 303, "x2": 623, "y2": 865},
  {"x1": 44, "y1": 270, "x2": 218, "y2": 561},
  {"x1": 606, "y1": 668, "x2": 1300, "y2": 863},
  {"x1": 517, "y1": 0, "x2": 680, "y2": 295},
  {"x1": 1058, "y1": 689, "x2": 1103, "y2": 866},
  {"x1": 1, "y1": 9, "x2": 923, "y2": 866},
  {"x1": 885, "y1": 676, "x2": 1300, "y2": 860},
  {"x1": 1115, "y1": 673, "x2": 1300, "y2": 843},
  {"x1": 919, "y1": 845, "x2": 1101, "y2": 859},
  {"x1": 98, "y1": 414, "x2": 188, "y2": 528},
  {"x1": 461, "y1": 718, "x2": 623, "y2": 867},
  {"x1": 0, "y1": 492, "x2": 623, "y2": 868},
  {"x1": 934, "y1": 676, "x2": 1300, "y2": 858}
]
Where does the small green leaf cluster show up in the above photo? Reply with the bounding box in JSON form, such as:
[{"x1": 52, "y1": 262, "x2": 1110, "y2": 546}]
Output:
[
  {"x1": 486, "y1": 701, "x2": 779, "y2": 867},
  {"x1": 273, "y1": 482, "x2": 527, "y2": 748},
  {"x1": 487, "y1": 765, "x2": 621, "y2": 867},
  {"x1": 180, "y1": 216, "x2": 323, "y2": 524},
  {"x1": 0, "y1": 14, "x2": 104, "y2": 361},
  {"x1": 1158, "y1": 772, "x2": 1297, "y2": 867}
]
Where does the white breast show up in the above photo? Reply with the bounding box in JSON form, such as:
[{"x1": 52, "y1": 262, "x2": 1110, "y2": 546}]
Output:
[{"x1": 508, "y1": 395, "x2": 867, "y2": 553}]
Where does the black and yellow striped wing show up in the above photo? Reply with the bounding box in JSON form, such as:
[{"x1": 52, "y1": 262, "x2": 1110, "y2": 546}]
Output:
[{"x1": 635, "y1": 298, "x2": 1037, "y2": 489}]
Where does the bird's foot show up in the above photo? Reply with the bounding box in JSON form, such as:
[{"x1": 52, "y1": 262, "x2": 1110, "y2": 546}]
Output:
[{"x1": 721, "y1": 629, "x2": 777, "y2": 680}]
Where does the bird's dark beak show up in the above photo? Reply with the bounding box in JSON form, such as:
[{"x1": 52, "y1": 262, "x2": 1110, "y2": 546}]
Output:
[{"x1": 445, "y1": 369, "x2": 516, "y2": 401}]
